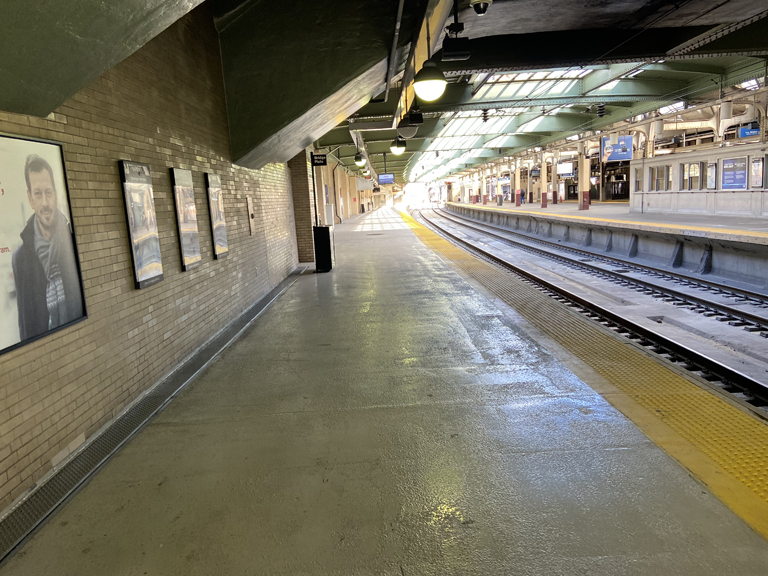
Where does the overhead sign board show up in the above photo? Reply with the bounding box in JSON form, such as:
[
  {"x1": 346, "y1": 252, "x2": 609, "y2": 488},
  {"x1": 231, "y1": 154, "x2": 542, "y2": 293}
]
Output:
[
  {"x1": 379, "y1": 173, "x2": 395, "y2": 184},
  {"x1": 722, "y1": 157, "x2": 747, "y2": 190},
  {"x1": 738, "y1": 126, "x2": 760, "y2": 138},
  {"x1": 311, "y1": 153, "x2": 327, "y2": 166},
  {"x1": 556, "y1": 161, "x2": 574, "y2": 175},
  {"x1": 600, "y1": 136, "x2": 633, "y2": 162}
]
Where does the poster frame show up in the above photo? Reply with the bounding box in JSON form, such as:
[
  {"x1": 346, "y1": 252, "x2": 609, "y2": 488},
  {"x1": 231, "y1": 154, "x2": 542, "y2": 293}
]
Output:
[
  {"x1": 170, "y1": 167, "x2": 202, "y2": 272},
  {"x1": 118, "y1": 160, "x2": 164, "y2": 289},
  {"x1": 205, "y1": 173, "x2": 229, "y2": 260},
  {"x1": 706, "y1": 162, "x2": 717, "y2": 190},
  {"x1": 721, "y1": 157, "x2": 748, "y2": 190},
  {"x1": 0, "y1": 131, "x2": 88, "y2": 357},
  {"x1": 750, "y1": 157, "x2": 764, "y2": 189}
]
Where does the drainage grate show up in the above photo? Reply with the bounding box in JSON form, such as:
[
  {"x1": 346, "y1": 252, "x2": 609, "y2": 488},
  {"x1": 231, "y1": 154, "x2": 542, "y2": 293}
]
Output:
[{"x1": 0, "y1": 268, "x2": 304, "y2": 563}]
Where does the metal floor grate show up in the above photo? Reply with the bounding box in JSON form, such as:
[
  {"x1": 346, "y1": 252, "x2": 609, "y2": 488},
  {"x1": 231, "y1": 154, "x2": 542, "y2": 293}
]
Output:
[{"x1": 0, "y1": 269, "x2": 304, "y2": 563}]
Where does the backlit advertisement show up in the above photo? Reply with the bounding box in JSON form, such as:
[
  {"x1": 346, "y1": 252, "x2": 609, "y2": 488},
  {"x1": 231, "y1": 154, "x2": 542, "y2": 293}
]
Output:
[{"x1": 601, "y1": 136, "x2": 633, "y2": 162}]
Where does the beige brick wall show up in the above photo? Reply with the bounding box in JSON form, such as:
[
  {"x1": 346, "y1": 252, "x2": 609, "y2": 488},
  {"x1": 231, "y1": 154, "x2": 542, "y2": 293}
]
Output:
[
  {"x1": 287, "y1": 150, "x2": 316, "y2": 263},
  {"x1": 0, "y1": 6, "x2": 299, "y2": 508}
]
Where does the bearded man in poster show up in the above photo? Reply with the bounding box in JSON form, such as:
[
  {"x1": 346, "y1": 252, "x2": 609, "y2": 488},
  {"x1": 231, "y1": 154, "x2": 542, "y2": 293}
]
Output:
[{"x1": 12, "y1": 154, "x2": 83, "y2": 340}]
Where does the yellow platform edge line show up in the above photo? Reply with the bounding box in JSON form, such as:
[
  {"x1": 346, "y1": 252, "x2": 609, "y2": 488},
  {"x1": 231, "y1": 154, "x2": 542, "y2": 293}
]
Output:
[
  {"x1": 447, "y1": 202, "x2": 768, "y2": 241},
  {"x1": 398, "y1": 208, "x2": 768, "y2": 541}
]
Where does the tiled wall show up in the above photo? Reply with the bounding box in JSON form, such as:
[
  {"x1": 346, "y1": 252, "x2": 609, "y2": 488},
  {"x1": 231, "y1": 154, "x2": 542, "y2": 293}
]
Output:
[{"x1": 0, "y1": 6, "x2": 299, "y2": 508}]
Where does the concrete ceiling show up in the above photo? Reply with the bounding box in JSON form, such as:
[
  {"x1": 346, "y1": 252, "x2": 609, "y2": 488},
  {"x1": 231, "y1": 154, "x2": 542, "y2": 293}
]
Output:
[
  {"x1": 212, "y1": 0, "x2": 430, "y2": 169},
  {"x1": 0, "y1": 0, "x2": 206, "y2": 116},
  {"x1": 447, "y1": 0, "x2": 768, "y2": 39}
]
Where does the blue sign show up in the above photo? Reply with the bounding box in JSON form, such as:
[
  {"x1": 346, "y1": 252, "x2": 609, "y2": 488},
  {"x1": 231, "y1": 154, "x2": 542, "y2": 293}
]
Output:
[
  {"x1": 601, "y1": 135, "x2": 633, "y2": 162},
  {"x1": 722, "y1": 157, "x2": 747, "y2": 190},
  {"x1": 738, "y1": 126, "x2": 760, "y2": 138},
  {"x1": 379, "y1": 173, "x2": 395, "y2": 184}
]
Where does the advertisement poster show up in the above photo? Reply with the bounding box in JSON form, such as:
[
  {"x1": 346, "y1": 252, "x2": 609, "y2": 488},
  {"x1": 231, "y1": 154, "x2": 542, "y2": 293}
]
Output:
[
  {"x1": 119, "y1": 161, "x2": 163, "y2": 289},
  {"x1": 170, "y1": 168, "x2": 201, "y2": 271},
  {"x1": 205, "y1": 173, "x2": 228, "y2": 260},
  {"x1": 721, "y1": 157, "x2": 747, "y2": 190},
  {"x1": 751, "y1": 157, "x2": 764, "y2": 189},
  {"x1": 706, "y1": 163, "x2": 717, "y2": 190},
  {"x1": 0, "y1": 134, "x2": 86, "y2": 354},
  {"x1": 601, "y1": 135, "x2": 633, "y2": 162}
]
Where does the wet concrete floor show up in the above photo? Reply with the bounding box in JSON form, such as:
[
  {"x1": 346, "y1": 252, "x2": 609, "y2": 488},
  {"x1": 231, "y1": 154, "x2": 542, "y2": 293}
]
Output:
[{"x1": 3, "y1": 208, "x2": 768, "y2": 575}]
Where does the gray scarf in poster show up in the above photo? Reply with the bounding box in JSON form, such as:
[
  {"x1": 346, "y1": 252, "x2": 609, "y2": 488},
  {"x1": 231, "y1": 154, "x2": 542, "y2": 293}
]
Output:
[{"x1": 33, "y1": 211, "x2": 69, "y2": 330}]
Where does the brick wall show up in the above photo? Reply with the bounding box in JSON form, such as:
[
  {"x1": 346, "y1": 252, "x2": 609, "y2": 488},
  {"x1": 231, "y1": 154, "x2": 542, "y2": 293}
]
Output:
[
  {"x1": 0, "y1": 6, "x2": 299, "y2": 508},
  {"x1": 287, "y1": 150, "x2": 316, "y2": 263}
]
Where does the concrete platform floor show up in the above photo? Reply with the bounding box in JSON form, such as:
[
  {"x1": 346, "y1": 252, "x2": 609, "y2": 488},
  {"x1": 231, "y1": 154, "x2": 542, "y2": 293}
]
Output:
[
  {"x1": 460, "y1": 200, "x2": 768, "y2": 233},
  {"x1": 3, "y1": 209, "x2": 768, "y2": 575}
]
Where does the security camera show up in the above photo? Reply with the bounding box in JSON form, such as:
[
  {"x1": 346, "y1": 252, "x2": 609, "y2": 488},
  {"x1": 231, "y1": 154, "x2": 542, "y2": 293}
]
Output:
[{"x1": 470, "y1": 0, "x2": 492, "y2": 16}]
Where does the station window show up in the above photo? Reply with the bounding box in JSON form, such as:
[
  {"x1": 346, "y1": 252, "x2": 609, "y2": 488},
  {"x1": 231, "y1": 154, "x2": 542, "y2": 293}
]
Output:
[
  {"x1": 681, "y1": 162, "x2": 702, "y2": 190},
  {"x1": 635, "y1": 168, "x2": 643, "y2": 191},
  {"x1": 649, "y1": 165, "x2": 671, "y2": 191}
]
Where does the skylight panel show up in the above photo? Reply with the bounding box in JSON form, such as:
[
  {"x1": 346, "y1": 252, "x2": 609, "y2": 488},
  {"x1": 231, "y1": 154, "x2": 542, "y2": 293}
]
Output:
[
  {"x1": 659, "y1": 101, "x2": 685, "y2": 114},
  {"x1": 597, "y1": 80, "x2": 620, "y2": 91}
]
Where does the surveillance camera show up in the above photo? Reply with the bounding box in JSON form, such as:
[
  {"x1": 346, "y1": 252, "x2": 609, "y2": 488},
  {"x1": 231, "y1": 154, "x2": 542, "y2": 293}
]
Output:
[{"x1": 470, "y1": 0, "x2": 492, "y2": 16}]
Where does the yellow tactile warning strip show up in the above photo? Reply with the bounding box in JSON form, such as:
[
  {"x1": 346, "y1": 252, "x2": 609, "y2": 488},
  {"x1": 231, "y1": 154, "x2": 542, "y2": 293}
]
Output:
[
  {"x1": 449, "y1": 202, "x2": 768, "y2": 244},
  {"x1": 398, "y1": 209, "x2": 768, "y2": 539}
]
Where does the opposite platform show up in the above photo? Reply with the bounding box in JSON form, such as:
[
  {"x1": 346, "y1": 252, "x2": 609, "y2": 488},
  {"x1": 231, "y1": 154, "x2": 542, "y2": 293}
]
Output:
[
  {"x1": 448, "y1": 201, "x2": 768, "y2": 245},
  {"x1": 2, "y1": 209, "x2": 768, "y2": 575}
]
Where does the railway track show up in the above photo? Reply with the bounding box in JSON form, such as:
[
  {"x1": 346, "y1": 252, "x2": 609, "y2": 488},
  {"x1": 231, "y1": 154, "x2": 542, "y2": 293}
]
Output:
[
  {"x1": 433, "y1": 207, "x2": 768, "y2": 335},
  {"x1": 413, "y1": 207, "x2": 768, "y2": 411}
]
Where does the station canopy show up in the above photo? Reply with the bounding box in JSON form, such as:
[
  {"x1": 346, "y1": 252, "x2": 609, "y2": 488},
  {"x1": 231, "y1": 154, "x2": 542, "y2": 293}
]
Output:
[{"x1": 314, "y1": 0, "x2": 768, "y2": 186}]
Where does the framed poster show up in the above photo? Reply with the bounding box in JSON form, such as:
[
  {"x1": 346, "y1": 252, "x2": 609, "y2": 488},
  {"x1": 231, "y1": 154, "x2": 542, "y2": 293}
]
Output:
[
  {"x1": 601, "y1": 135, "x2": 633, "y2": 162},
  {"x1": 119, "y1": 161, "x2": 163, "y2": 289},
  {"x1": 750, "y1": 157, "x2": 764, "y2": 189},
  {"x1": 706, "y1": 163, "x2": 717, "y2": 190},
  {"x1": 721, "y1": 157, "x2": 747, "y2": 190},
  {"x1": 0, "y1": 133, "x2": 86, "y2": 355},
  {"x1": 205, "y1": 173, "x2": 228, "y2": 259},
  {"x1": 170, "y1": 168, "x2": 202, "y2": 271}
]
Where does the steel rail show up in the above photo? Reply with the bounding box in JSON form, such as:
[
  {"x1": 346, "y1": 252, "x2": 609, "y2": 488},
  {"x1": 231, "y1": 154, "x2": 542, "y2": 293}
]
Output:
[
  {"x1": 415, "y1": 208, "x2": 768, "y2": 405},
  {"x1": 434, "y1": 208, "x2": 768, "y2": 328},
  {"x1": 438, "y1": 207, "x2": 768, "y2": 303}
]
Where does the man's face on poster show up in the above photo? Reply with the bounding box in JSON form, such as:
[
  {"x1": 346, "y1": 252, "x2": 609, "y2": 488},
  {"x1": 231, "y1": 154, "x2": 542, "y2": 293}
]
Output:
[{"x1": 27, "y1": 169, "x2": 58, "y2": 234}]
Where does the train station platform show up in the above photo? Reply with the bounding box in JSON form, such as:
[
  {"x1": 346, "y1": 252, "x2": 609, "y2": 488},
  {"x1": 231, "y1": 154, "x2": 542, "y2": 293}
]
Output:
[
  {"x1": 450, "y1": 201, "x2": 768, "y2": 245},
  {"x1": 3, "y1": 208, "x2": 768, "y2": 575}
]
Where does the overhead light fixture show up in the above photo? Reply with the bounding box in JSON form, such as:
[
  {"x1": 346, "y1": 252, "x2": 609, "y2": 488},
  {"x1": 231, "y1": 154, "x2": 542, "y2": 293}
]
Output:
[
  {"x1": 413, "y1": 61, "x2": 447, "y2": 102},
  {"x1": 470, "y1": 0, "x2": 492, "y2": 16},
  {"x1": 390, "y1": 138, "x2": 406, "y2": 155},
  {"x1": 398, "y1": 124, "x2": 418, "y2": 139},
  {"x1": 354, "y1": 152, "x2": 365, "y2": 166}
]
